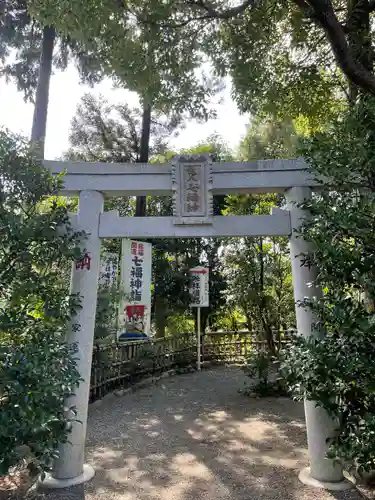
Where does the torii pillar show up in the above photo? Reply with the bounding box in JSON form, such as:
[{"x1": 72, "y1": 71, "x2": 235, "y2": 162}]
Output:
[
  {"x1": 286, "y1": 187, "x2": 353, "y2": 490},
  {"x1": 40, "y1": 190, "x2": 103, "y2": 488}
]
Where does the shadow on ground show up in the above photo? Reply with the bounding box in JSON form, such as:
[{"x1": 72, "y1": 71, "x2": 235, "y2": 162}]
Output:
[{"x1": 13, "y1": 367, "x2": 374, "y2": 500}]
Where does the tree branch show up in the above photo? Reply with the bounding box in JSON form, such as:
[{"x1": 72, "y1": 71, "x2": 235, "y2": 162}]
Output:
[
  {"x1": 292, "y1": 0, "x2": 375, "y2": 94},
  {"x1": 137, "y1": 0, "x2": 254, "y2": 29},
  {"x1": 186, "y1": 0, "x2": 254, "y2": 19},
  {"x1": 151, "y1": 14, "x2": 213, "y2": 29}
]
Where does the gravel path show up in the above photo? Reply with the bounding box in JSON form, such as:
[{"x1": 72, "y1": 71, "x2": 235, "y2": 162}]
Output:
[{"x1": 21, "y1": 367, "x2": 373, "y2": 500}]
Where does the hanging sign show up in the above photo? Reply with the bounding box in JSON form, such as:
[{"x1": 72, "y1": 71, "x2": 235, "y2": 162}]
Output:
[
  {"x1": 99, "y1": 252, "x2": 118, "y2": 287},
  {"x1": 189, "y1": 266, "x2": 209, "y2": 307},
  {"x1": 119, "y1": 240, "x2": 152, "y2": 337}
]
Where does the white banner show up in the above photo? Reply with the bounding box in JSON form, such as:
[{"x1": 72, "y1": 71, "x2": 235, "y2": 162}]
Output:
[
  {"x1": 99, "y1": 252, "x2": 119, "y2": 287},
  {"x1": 189, "y1": 266, "x2": 209, "y2": 307},
  {"x1": 119, "y1": 240, "x2": 152, "y2": 336}
]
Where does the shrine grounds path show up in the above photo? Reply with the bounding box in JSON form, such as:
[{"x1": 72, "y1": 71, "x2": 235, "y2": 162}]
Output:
[{"x1": 27, "y1": 367, "x2": 372, "y2": 500}]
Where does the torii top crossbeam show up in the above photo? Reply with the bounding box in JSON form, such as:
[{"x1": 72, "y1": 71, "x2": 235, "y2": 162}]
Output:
[
  {"x1": 45, "y1": 156, "x2": 317, "y2": 239},
  {"x1": 45, "y1": 157, "x2": 314, "y2": 197}
]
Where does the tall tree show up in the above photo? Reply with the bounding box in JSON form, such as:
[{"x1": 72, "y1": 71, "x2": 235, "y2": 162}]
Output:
[
  {"x1": 223, "y1": 195, "x2": 295, "y2": 353},
  {"x1": 28, "y1": 0, "x2": 221, "y2": 168},
  {"x1": 282, "y1": 95, "x2": 375, "y2": 473},
  {"x1": 65, "y1": 91, "x2": 183, "y2": 245},
  {"x1": 0, "y1": 129, "x2": 82, "y2": 477},
  {"x1": 135, "y1": 103, "x2": 152, "y2": 216},
  {"x1": 177, "y1": 137, "x2": 233, "y2": 335},
  {"x1": 221, "y1": 116, "x2": 299, "y2": 351},
  {"x1": 1, "y1": 0, "x2": 102, "y2": 153},
  {"x1": 136, "y1": 136, "x2": 233, "y2": 337},
  {"x1": 239, "y1": 116, "x2": 302, "y2": 160},
  {"x1": 29, "y1": 1, "x2": 219, "y2": 114},
  {"x1": 65, "y1": 91, "x2": 180, "y2": 232},
  {"x1": 29, "y1": 25, "x2": 55, "y2": 146},
  {"x1": 65, "y1": 97, "x2": 229, "y2": 338},
  {"x1": 66, "y1": 93, "x2": 180, "y2": 162},
  {"x1": 73, "y1": 0, "x2": 375, "y2": 122}
]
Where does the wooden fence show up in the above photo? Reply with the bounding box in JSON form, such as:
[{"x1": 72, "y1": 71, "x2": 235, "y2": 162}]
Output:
[
  {"x1": 90, "y1": 332, "x2": 197, "y2": 401},
  {"x1": 90, "y1": 330, "x2": 294, "y2": 402},
  {"x1": 203, "y1": 330, "x2": 292, "y2": 364}
]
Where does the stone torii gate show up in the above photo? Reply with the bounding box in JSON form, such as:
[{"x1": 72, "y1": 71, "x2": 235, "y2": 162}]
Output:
[{"x1": 41, "y1": 155, "x2": 352, "y2": 491}]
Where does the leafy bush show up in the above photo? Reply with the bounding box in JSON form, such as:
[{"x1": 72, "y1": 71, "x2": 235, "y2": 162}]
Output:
[
  {"x1": 165, "y1": 314, "x2": 194, "y2": 335},
  {"x1": 282, "y1": 96, "x2": 375, "y2": 473},
  {"x1": 243, "y1": 347, "x2": 287, "y2": 397},
  {"x1": 173, "y1": 348, "x2": 197, "y2": 369},
  {"x1": 0, "y1": 131, "x2": 83, "y2": 476},
  {"x1": 130, "y1": 343, "x2": 156, "y2": 375}
]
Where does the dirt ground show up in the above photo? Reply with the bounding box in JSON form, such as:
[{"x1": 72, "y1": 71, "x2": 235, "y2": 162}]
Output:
[{"x1": 4, "y1": 367, "x2": 375, "y2": 500}]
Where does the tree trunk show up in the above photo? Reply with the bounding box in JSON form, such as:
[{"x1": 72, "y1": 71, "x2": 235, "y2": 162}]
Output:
[
  {"x1": 347, "y1": 0, "x2": 372, "y2": 101},
  {"x1": 155, "y1": 315, "x2": 167, "y2": 338},
  {"x1": 346, "y1": 0, "x2": 374, "y2": 309},
  {"x1": 260, "y1": 313, "x2": 276, "y2": 356},
  {"x1": 245, "y1": 314, "x2": 253, "y2": 331},
  {"x1": 259, "y1": 237, "x2": 265, "y2": 289},
  {"x1": 154, "y1": 295, "x2": 168, "y2": 338},
  {"x1": 258, "y1": 237, "x2": 276, "y2": 355},
  {"x1": 30, "y1": 26, "x2": 56, "y2": 156},
  {"x1": 135, "y1": 102, "x2": 152, "y2": 217}
]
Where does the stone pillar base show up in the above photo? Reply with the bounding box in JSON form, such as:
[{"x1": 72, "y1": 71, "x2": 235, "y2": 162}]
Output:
[
  {"x1": 299, "y1": 467, "x2": 355, "y2": 491},
  {"x1": 37, "y1": 464, "x2": 95, "y2": 490}
]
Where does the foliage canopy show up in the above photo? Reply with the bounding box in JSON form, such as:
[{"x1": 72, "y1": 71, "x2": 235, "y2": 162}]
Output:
[
  {"x1": 0, "y1": 130, "x2": 83, "y2": 475},
  {"x1": 282, "y1": 96, "x2": 375, "y2": 472}
]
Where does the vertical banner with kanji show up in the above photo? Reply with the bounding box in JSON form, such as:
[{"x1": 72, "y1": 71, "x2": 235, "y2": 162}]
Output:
[
  {"x1": 189, "y1": 267, "x2": 209, "y2": 307},
  {"x1": 99, "y1": 252, "x2": 119, "y2": 287},
  {"x1": 119, "y1": 240, "x2": 152, "y2": 337}
]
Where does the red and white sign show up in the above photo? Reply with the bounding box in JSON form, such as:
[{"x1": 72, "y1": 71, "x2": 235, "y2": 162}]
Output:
[
  {"x1": 189, "y1": 266, "x2": 209, "y2": 307},
  {"x1": 75, "y1": 252, "x2": 92, "y2": 271},
  {"x1": 119, "y1": 240, "x2": 152, "y2": 336}
]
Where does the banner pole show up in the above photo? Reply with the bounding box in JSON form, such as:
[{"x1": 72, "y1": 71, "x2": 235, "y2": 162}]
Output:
[{"x1": 197, "y1": 306, "x2": 201, "y2": 371}]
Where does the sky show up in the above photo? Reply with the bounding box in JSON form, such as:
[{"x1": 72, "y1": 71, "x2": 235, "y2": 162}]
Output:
[{"x1": 0, "y1": 64, "x2": 249, "y2": 160}]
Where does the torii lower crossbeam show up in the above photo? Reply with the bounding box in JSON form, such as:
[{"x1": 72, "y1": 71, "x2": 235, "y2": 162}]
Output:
[{"x1": 98, "y1": 211, "x2": 291, "y2": 238}]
